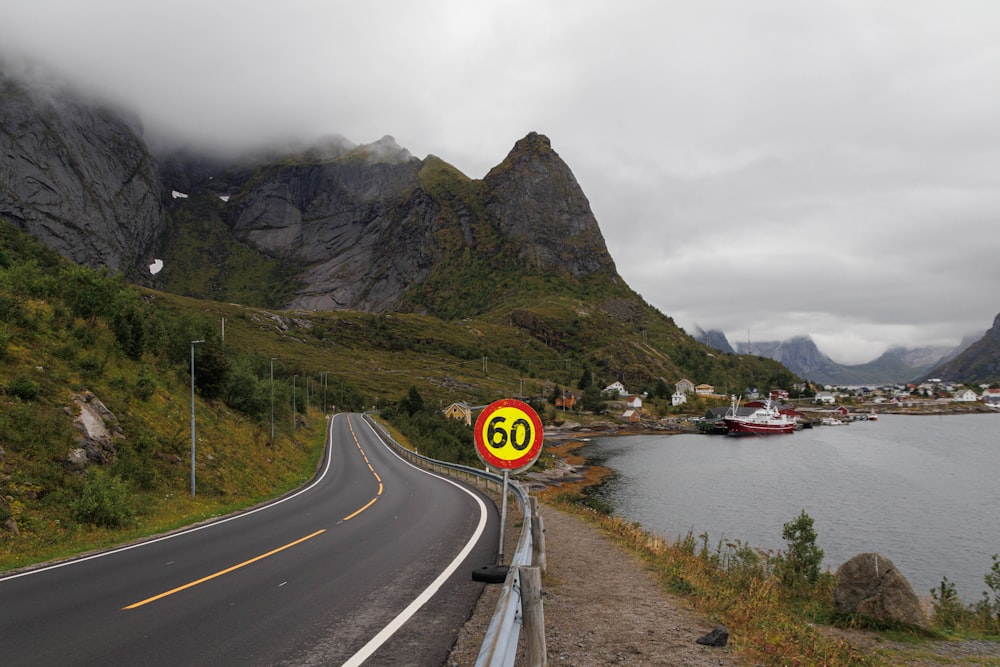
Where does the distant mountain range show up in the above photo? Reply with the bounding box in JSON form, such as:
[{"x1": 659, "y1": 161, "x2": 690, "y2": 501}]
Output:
[{"x1": 694, "y1": 328, "x2": 979, "y2": 386}]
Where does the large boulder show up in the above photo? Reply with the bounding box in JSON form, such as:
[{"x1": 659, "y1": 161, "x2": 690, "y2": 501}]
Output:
[{"x1": 833, "y1": 552, "x2": 926, "y2": 626}]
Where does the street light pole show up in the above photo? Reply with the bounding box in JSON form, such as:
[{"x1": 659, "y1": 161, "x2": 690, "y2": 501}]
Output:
[
  {"x1": 270, "y1": 357, "x2": 277, "y2": 443},
  {"x1": 190, "y1": 339, "x2": 205, "y2": 497}
]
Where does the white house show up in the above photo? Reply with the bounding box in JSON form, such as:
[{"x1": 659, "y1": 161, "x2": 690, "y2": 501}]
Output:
[
  {"x1": 671, "y1": 391, "x2": 687, "y2": 407},
  {"x1": 604, "y1": 381, "x2": 628, "y2": 397},
  {"x1": 626, "y1": 395, "x2": 642, "y2": 410},
  {"x1": 814, "y1": 391, "x2": 836, "y2": 404},
  {"x1": 675, "y1": 378, "x2": 695, "y2": 395},
  {"x1": 953, "y1": 389, "x2": 978, "y2": 402},
  {"x1": 981, "y1": 388, "x2": 1000, "y2": 405}
]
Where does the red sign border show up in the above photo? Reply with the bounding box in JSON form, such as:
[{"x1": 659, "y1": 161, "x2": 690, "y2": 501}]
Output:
[{"x1": 474, "y1": 399, "x2": 544, "y2": 473}]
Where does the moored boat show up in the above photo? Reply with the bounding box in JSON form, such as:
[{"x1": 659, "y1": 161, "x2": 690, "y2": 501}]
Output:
[{"x1": 723, "y1": 395, "x2": 796, "y2": 436}]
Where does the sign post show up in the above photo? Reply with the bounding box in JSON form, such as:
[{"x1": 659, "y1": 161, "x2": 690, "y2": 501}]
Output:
[{"x1": 474, "y1": 399, "x2": 544, "y2": 564}]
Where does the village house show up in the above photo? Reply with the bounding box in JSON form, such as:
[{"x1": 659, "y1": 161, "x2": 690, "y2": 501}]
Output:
[
  {"x1": 953, "y1": 389, "x2": 978, "y2": 402},
  {"x1": 555, "y1": 391, "x2": 577, "y2": 410},
  {"x1": 671, "y1": 390, "x2": 687, "y2": 407},
  {"x1": 622, "y1": 408, "x2": 641, "y2": 424},
  {"x1": 982, "y1": 387, "x2": 1000, "y2": 405},
  {"x1": 695, "y1": 383, "x2": 714, "y2": 396},
  {"x1": 814, "y1": 391, "x2": 836, "y2": 404},
  {"x1": 675, "y1": 378, "x2": 695, "y2": 395},
  {"x1": 441, "y1": 401, "x2": 473, "y2": 426},
  {"x1": 604, "y1": 381, "x2": 628, "y2": 397},
  {"x1": 626, "y1": 395, "x2": 643, "y2": 410}
]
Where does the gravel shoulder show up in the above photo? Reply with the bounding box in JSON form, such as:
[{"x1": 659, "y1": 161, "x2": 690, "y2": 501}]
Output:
[{"x1": 448, "y1": 500, "x2": 738, "y2": 666}]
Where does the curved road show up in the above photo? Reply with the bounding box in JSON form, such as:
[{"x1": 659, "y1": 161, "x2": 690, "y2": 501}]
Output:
[{"x1": 0, "y1": 413, "x2": 499, "y2": 666}]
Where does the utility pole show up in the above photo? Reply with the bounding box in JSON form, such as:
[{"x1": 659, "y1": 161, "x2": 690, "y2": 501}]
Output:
[
  {"x1": 190, "y1": 340, "x2": 204, "y2": 496},
  {"x1": 270, "y1": 358, "x2": 278, "y2": 442}
]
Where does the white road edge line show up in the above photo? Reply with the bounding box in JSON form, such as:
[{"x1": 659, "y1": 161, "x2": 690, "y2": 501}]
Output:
[
  {"x1": 340, "y1": 417, "x2": 490, "y2": 667},
  {"x1": 0, "y1": 414, "x2": 341, "y2": 583}
]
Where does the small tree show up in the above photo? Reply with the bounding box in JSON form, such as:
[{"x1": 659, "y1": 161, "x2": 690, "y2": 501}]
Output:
[
  {"x1": 577, "y1": 367, "x2": 593, "y2": 390},
  {"x1": 776, "y1": 510, "x2": 825, "y2": 593},
  {"x1": 398, "y1": 386, "x2": 425, "y2": 416},
  {"x1": 654, "y1": 377, "x2": 670, "y2": 399}
]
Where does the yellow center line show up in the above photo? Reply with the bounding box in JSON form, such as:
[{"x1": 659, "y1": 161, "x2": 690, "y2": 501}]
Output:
[
  {"x1": 122, "y1": 529, "x2": 326, "y2": 610},
  {"x1": 343, "y1": 497, "x2": 379, "y2": 521},
  {"x1": 340, "y1": 415, "x2": 384, "y2": 521}
]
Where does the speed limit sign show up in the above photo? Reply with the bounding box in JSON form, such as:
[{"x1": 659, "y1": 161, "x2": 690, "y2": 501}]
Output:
[{"x1": 474, "y1": 399, "x2": 544, "y2": 473}]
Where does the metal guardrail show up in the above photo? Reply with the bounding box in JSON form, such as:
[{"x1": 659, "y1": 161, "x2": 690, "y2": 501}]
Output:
[{"x1": 363, "y1": 415, "x2": 533, "y2": 666}]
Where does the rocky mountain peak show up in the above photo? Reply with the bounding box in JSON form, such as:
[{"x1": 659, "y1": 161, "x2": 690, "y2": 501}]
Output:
[{"x1": 482, "y1": 132, "x2": 617, "y2": 278}]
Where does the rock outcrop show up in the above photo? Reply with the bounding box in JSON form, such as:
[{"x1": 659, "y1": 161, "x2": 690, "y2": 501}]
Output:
[
  {"x1": 69, "y1": 391, "x2": 124, "y2": 468},
  {"x1": 833, "y1": 552, "x2": 926, "y2": 627},
  {"x1": 0, "y1": 70, "x2": 165, "y2": 275}
]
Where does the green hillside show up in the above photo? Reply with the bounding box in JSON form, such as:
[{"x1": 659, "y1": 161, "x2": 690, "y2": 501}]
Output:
[{"x1": 1, "y1": 217, "x2": 796, "y2": 570}]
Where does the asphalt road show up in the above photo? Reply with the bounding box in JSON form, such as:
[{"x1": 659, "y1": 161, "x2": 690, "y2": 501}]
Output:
[{"x1": 0, "y1": 413, "x2": 499, "y2": 666}]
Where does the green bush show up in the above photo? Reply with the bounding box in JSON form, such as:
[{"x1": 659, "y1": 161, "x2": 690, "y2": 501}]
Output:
[
  {"x1": 931, "y1": 577, "x2": 967, "y2": 629},
  {"x1": 7, "y1": 375, "x2": 39, "y2": 401},
  {"x1": 776, "y1": 510, "x2": 825, "y2": 594},
  {"x1": 71, "y1": 469, "x2": 135, "y2": 528},
  {"x1": 134, "y1": 372, "x2": 156, "y2": 401}
]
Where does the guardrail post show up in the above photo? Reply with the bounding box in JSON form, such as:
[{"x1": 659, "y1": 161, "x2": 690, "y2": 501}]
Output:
[
  {"x1": 529, "y1": 497, "x2": 546, "y2": 574},
  {"x1": 519, "y1": 566, "x2": 547, "y2": 666}
]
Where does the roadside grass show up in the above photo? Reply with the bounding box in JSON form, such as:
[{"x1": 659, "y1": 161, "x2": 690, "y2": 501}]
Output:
[
  {"x1": 547, "y1": 494, "x2": 883, "y2": 667},
  {"x1": 0, "y1": 421, "x2": 327, "y2": 573}
]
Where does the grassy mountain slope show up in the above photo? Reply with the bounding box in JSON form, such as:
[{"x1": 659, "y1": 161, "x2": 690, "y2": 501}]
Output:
[{"x1": 2, "y1": 198, "x2": 795, "y2": 570}]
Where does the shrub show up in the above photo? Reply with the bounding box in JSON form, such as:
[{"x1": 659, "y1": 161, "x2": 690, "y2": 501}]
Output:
[
  {"x1": 973, "y1": 554, "x2": 1000, "y2": 632},
  {"x1": 7, "y1": 375, "x2": 39, "y2": 401},
  {"x1": 71, "y1": 469, "x2": 135, "y2": 528},
  {"x1": 931, "y1": 576, "x2": 968, "y2": 629},
  {"x1": 134, "y1": 371, "x2": 156, "y2": 401},
  {"x1": 776, "y1": 510, "x2": 825, "y2": 594}
]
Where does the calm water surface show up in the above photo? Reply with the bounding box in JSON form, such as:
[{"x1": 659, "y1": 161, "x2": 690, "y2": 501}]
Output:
[{"x1": 583, "y1": 412, "x2": 1000, "y2": 601}]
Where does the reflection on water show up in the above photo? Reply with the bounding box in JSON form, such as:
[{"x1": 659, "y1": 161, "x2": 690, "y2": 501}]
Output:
[{"x1": 584, "y1": 413, "x2": 1000, "y2": 602}]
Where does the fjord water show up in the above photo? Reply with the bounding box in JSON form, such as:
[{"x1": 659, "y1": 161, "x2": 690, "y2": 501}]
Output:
[{"x1": 584, "y1": 413, "x2": 1000, "y2": 602}]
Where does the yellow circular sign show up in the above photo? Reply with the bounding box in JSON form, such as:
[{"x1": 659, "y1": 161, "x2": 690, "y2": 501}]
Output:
[{"x1": 474, "y1": 399, "x2": 544, "y2": 472}]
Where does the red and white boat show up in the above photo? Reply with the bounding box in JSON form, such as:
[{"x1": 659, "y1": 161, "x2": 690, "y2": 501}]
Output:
[{"x1": 723, "y1": 395, "x2": 796, "y2": 436}]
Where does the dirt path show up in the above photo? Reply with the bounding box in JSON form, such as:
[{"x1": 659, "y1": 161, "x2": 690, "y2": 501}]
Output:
[{"x1": 448, "y1": 502, "x2": 738, "y2": 666}]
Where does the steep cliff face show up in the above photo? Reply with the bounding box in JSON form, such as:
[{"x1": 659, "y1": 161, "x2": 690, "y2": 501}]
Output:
[
  {"x1": 203, "y1": 132, "x2": 621, "y2": 315},
  {"x1": 482, "y1": 132, "x2": 617, "y2": 278},
  {"x1": 218, "y1": 138, "x2": 444, "y2": 311},
  {"x1": 0, "y1": 72, "x2": 164, "y2": 274}
]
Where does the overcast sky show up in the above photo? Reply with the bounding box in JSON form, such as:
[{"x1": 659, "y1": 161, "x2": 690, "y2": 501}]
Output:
[{"x1": 3, "y1": 0, "x2": 999, "y2": 364}]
